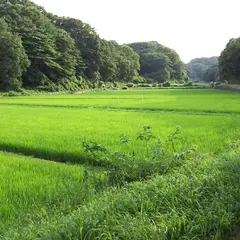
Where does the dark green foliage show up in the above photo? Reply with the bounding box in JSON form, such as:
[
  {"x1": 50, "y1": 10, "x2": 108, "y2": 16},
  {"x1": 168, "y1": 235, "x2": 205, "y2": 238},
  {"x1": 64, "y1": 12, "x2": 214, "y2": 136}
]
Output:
[
  {"x1": 0, "y1": 19, "x2": 29, "y2": 90},
  {"x1": 99, "y1": 40, "x2": 140, "y2": 83},
  {"x1": 128, "y1": 41, "x2": 187, "y2": 83},
  {"x1": 0, "y1": 1, "x2": 185, "y2": 91},
  {"x1": 126, "y1": 83, "x2": 134, "y2": 88},
  {"x1": 184, "y1": 81, "x2": 193, "y2": 86},
  {"x1": 219, "y1": 38, "x2": 240, "y2": 84},
  {"x1": 50, "y1": 16, "x2": 99, "y2": 80},
  {"x1": 162, "y1": 81, "x2": 171, "y2": 87},
  {"x1": 131, "y1": 75, "x2": 146, "y2": 84},
  {"x1": 0, "y1": 0, "x2": 80, "y2": 90},
  {"x1": 137, "y1": 83, "x2": 151, "y2": 87},
  {"x1": 0, "y1": 0, "x2": 141, "y2": 91},
  {"x1": 187, "y1": 57, "x2": 219, "y2": 82}
]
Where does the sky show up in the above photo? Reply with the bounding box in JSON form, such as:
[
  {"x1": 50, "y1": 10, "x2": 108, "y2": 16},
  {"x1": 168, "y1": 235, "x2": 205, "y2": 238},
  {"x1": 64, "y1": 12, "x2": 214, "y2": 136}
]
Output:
[{"x1": 32, "y1": 0, "x2": 240, "y2": 63}]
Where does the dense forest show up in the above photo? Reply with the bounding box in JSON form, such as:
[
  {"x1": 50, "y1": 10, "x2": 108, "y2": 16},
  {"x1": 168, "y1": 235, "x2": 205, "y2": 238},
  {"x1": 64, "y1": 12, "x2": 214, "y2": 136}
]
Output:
[
  {"x1": 188, "y1": 37, "x2": 240, "y2": 84},
  {"x1": 128, "y1": 42, "x2": 187, "y2": 83},
  {"x1": 218, "y1": 38, "x2": 240, "y2": 84},
  {"x1": 186, "y1": 57, "x2": 219, "y2": 82},
  {"x1": 0, "y1": 0, "x2": 187, "y2": 91},
  {"x1": 0, "y1": 0, "x2": 240, "y2": 91}
]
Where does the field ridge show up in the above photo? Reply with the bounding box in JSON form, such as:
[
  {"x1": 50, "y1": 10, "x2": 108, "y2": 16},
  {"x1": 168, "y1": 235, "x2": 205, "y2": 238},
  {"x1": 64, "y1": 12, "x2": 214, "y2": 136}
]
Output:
[{"x1": 1, "y1": 103, "x2": 240, "y2": 116}]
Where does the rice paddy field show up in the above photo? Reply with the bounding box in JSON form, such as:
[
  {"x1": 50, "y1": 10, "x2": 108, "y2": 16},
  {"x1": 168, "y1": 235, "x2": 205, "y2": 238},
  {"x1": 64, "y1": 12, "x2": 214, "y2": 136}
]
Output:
[{"x1": 1, "y1": 89, "x2": 240, "y2": 239}]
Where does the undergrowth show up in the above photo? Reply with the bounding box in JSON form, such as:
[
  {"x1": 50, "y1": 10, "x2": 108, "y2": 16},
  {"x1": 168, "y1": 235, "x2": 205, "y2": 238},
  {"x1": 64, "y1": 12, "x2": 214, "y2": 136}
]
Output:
[
  {"x1": 6, "y1": 137, "x2": 240, "y2": 240},
  {"x1": 82, "y1": 126, "x2": 197, "y2": 184}
]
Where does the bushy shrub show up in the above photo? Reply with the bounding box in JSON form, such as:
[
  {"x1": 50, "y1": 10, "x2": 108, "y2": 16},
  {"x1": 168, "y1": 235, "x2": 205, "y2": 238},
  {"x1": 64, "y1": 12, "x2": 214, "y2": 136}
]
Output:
[
  {"x1": 178, "y1": 80, "x2": 185, "y2": 84},
  {"x1": 2, "y1": 88, "x2": 32, "y2": 97},
  {"x1": 98, "y1": 81, "x2": 105, "y2": 88},
  {"x1": 3, "y1": 91, "x2": 21, "y2": 97},
  {"x1": 162, "y1": 81, "x2": 171, "y2": 87},
  {"x1": 126, "y1": 83, "x2": 134, "y2": 88},
  {"x1": 184, "y1": 81, "x2": 193, "y2": 86},
  {"x1": 131, "y1": 76, "x2": 146, "y2": 84},
  {"x1": 122, "y1": 86, "x2": 128, "y2": 90},
  {"x1": 152, "y1": 83, "x2": 158, "y2": 87},
  {"x1": 113, "y1": 82, "x2": 119, "y2": 87},
  {"x1": 82, "y1": 126, "x2": 197, "y2": 184},
  {"x1": 138, "y1": 83, "x2": 151, "y2": 87},
  {"x1": 158, "y1": 83, "x2": 163, "y2": 87}
]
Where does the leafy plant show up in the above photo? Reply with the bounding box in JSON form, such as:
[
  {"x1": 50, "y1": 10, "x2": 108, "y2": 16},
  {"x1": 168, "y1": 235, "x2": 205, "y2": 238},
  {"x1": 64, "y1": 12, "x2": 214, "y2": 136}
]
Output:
[
  {"x1": 82, "y1": 126, "x2": 197, "y2": 184},
  {"x1": 163, "y1": 81, "x2": 171, "y2": 87}
]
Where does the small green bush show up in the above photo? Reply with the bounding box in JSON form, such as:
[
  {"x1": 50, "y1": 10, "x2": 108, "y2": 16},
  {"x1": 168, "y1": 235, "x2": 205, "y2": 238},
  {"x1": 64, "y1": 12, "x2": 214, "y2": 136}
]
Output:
[
  {"x1": 3, "y1": 91, "x2": 21, "y2": 97},
  {"x1": 138, "y1": 83, "x2": 151, "y2": 87},
  {"x1": 178, "y1": 80, "x2": 185, "y2": 84},
  {"x1": 122, "y1": 86, "x2": 128, "y2": 90},
  {"x1": 98, "y1": 81, "x2": 105, "y2": 88},
  {"x1": 152, "y1": 83, "x2": 158, "y2": 87},
  {"x1": 131, "y1": 76, "x2": 146, "y2": 84},
  {"x1": 184, "y1": 81, "x2": 193, "y2": 87},
  {"x1": 126, "y1": 83, "x2": 134, "y2": 88},
  {"x1": 162, "y1": 81, "x2": 171, "y2": 87}
]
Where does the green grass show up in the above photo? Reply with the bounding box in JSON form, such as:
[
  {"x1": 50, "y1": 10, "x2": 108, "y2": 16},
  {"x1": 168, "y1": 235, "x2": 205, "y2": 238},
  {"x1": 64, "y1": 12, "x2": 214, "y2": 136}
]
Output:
[
  {"x1": 0, "y1": 105, "x2": 239, "y2": 167},
  {"x1": 5, "y1": 149, "x2": 240, "y2": 240},
  {"x1": 1, "y1": 89, "x2": 240, "y2": 239},
  {"x1": 0, "y1": 151, "x2": 107, "y2": 236},
  {"x1": 1, "y1": 89, "x2": 240, "y2": 113}
]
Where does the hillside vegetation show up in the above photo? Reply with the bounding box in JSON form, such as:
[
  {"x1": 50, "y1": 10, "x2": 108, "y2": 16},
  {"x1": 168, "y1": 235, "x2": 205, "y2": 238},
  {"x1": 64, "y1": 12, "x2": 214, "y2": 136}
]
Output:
[
  {"x1": 0, "y1": 0, "x2": 188, "y2": 92},
  {"x1": 128, "y1": 42, "x2": 187, "y2": 83},
  {"x1": 219, "y1": 38, "x2": 240, "y2": 84},
  {"x1": 186, "y1": 57, "x2": 219, "y2": 82}
]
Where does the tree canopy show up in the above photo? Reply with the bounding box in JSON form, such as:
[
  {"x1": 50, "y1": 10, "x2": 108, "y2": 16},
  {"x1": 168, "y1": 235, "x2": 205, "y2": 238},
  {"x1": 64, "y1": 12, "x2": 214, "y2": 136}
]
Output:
[
  {"x1": 0, "y1": 18, "x2": 29, "y2": 90},
  {"x1": 128, "y1": 41, "x2": 187, "y2": 83},
  {"x1": 186, "y1": 57, "x2": 219, "y2": 82},
  {"x1": 219, "y1": 38, "x2": 240, "y2": 84},
  {"x1": 0, "y1": 0, "x2": 186, "y2": 91}
]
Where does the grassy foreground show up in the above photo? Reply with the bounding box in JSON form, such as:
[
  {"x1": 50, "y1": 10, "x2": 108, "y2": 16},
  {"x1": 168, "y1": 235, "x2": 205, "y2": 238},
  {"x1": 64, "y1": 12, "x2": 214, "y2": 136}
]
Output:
[
  {"x1": 3, "y1": 148, "x2": 240, "y2": 239},
  {"x1": 1, "y1": 89, "x2": 240, "y2": 239},
  {"x1": 0, "y1": 152, "x2": 107, "y2": 237}
]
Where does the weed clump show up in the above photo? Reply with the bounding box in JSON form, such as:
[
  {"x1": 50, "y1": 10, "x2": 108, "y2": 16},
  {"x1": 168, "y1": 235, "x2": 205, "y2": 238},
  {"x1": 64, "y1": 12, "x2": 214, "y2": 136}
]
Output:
[{"x1": 82, "y1": 126, "x2": 197, "y2": 184}]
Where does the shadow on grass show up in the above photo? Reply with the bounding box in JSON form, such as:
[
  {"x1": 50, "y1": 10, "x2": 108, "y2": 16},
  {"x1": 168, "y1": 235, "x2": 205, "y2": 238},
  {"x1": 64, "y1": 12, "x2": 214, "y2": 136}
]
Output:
[{"x1": 0, "y1": 143, "x2": 114, "y2": 169}]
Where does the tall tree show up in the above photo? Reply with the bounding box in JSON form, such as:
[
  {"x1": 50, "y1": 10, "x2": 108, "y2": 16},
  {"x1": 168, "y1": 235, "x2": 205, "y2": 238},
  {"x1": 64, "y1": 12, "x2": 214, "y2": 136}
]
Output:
[
  {"x1": 128, "y1": 41, "x2": 186, "y2": 82},
  {"x1": 187, "y1": 57, "x2": 218, "y2": 82},
  {"x1": 0, "y1": 0, "x2": 79, "y2": 89},
  {"x1": 219, "y1": 38, "x2": 240, "y2": 84},
  {"x1": 51, "y1": 16, "x2": 101, "y2": 80},
  {"x1": 0, "y1": 18, "x2": 29, "y2": 90}
]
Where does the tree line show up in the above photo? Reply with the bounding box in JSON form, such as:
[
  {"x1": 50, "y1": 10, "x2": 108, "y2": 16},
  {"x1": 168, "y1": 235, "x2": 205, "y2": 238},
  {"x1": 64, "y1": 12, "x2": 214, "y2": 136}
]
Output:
[
  {"x1": 0, "y1": 0, "x2": 187, "y2": 91},
  {"x1": 186, "y1": 57, "x2": 219, "y2": 83},
  {"x1": 1, "y1": 0, "x2": 238, "y2": 91},
  {"x1": 187, "y1": 39, "x2": 240, "y2": 84}
]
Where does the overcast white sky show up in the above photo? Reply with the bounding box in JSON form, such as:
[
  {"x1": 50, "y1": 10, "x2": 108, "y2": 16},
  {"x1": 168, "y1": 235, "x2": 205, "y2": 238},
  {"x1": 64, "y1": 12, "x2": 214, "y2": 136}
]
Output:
[{"x1": 32, "y1": 0, "x2": 239, "y2": 63}]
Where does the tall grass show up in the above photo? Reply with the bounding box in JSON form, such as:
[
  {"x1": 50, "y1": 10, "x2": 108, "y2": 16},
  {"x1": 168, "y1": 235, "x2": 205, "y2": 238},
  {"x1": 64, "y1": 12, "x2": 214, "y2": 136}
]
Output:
[
  {"x1": 5, "y1": 148, "x2": 240, "y2": 240},
  {"x1": 1, "y1": 89, "x2": 240, "y2": 239},
  {"x1": 0, "y1": 152, "x2": 107, "y2": 236}
]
